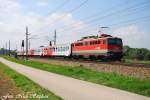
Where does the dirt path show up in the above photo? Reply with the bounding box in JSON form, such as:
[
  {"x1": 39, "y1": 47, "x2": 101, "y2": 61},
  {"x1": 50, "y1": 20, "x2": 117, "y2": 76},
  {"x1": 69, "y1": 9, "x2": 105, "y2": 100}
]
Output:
[{"x1": 0, "y1": 57, "x2": 149, "y2": 100}]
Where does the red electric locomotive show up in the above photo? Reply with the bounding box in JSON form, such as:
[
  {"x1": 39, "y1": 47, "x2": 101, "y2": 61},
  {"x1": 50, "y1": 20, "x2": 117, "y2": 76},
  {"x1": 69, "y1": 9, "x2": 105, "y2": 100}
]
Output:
[{"x1": 71, "y1": 34, "x2": 123, "y2": 61}]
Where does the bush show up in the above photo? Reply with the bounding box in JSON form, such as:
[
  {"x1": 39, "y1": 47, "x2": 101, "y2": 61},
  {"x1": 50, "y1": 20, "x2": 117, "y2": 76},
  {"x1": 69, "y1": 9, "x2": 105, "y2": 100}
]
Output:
[{"x1": 123, "y1": 46, "x2": 150, "y2": 60}]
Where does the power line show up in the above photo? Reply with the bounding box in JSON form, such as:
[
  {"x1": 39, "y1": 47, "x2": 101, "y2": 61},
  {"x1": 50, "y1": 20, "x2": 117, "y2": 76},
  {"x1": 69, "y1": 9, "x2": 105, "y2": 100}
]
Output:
[
  {"x1": 34, "y1": 0, "x2": 89, "y2": 38},
  {"x1": 47, "y1": 0, "x2": 70, "y2": 15},
  {"x1": 33, "y1": 1, "x2": 150, "y2": 45},
  {"x1": 68, "y1": 0, "x2": 89, "y2": 13},
  {"x1": 46, "y1": 0, "x2": 89, "y2": 27},
  {"x1": 107, "y1": 15, "x2": 150, "y2": 28},
  {"x1": 55, "y1": 0, "x2": 131, "y2": 31},
  {"x1": 38, "y1": 15, "x2": 150, "y2": 44},
  {"x1": 57, "y1": 0, "x2": 150, "y2": 33},
  {"x1": 35, "y1": 0, "x2": 130, "y2": 39},
  {"x1": 73, "y1": 15, "x2": 150, "y2": 34}
]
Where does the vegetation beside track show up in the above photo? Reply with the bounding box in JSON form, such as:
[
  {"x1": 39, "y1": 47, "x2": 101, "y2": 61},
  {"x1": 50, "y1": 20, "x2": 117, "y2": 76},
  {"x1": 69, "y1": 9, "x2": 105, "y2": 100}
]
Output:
[
  {"x1": 0, "y1": 62, "x2": 62, "y2": 100},
  {"x1": 3, "y1": 56, "x2": 150, "y2": 97},
  {"x1": 123, "y1": 46, "x2": 150, "y2": 61},
  {"x1": 124, "y1": 59, "x2": 150, "y2": 65}
]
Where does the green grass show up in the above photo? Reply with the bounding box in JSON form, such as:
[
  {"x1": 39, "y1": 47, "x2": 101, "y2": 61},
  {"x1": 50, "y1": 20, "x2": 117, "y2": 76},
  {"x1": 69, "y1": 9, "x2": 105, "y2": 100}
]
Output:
[
  {"x1": 0, "y1": 62, "x2": 62, "y2": 100},
  {"x1": 124, "y1": 59, "x2": 150, "y2": 65},
  {"x1": 3, "y1": 56, "x2": 150, "y2": 97}
]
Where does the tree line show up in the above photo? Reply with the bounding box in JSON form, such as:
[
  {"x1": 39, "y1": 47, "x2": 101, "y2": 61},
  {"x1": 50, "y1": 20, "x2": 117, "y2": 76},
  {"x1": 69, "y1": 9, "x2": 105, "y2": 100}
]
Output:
[{"x1": 123, "y1": 46, "x2": 150, "y2": 60}]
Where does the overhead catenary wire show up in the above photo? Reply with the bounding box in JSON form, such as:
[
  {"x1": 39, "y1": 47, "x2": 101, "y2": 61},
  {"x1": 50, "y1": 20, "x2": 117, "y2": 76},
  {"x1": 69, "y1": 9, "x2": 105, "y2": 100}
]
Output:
[
  {"x1": 47, "y1": 0, "x2": 71, "y2": 15},
  {"x1": 32, "y1": 0, "x2": 150, "y2": 46},
  {"x1": 35, "y1": 0, "x2": 89, "y2": 36},
  {"x1": 46, "y1": 0, "x2": 89, "y2": 27},
  {"x1": 41, "y1": 17, "x2": 150, "y2": 46},
  {"x1": 72, "y1": 15, "x2": 150, "y2": 35},
  {"x1": 39, "y1": 14, "x2": 150, "y2": 42},
  {"x1": 57, "y1": 0, "x2": 150, "y2": 33},
  {"x1": 35, "y1": 0, "x2": 131, "y2": 38},
  {"x1": 57, "y1": 2, "x2": 150, "y2": 34},
  {"x1": 54, "y1": 0, "x2": 132, "y2": 31},
  {"x1": 39, "y1": 12, "x2": 150, "y2": 43}
]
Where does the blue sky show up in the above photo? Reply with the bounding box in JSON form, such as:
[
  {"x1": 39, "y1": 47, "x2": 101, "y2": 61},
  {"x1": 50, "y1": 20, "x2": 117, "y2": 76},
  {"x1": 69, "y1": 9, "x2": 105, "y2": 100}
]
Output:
[
  {"x1": 18, "y1": 0, "x2": 150, "y2": 32},
  {"x1": 0, "y1": 0, "x2": 150, "y2": 49}
]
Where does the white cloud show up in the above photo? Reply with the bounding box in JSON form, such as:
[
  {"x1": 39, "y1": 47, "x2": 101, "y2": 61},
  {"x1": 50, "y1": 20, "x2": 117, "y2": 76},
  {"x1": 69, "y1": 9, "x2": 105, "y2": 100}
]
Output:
[
  {"x1": 112, "y1": 25, "x2": 150, "y2": 49},
  {"x1": 0, "y1": 0, "x2": 85, "y2": 50}
]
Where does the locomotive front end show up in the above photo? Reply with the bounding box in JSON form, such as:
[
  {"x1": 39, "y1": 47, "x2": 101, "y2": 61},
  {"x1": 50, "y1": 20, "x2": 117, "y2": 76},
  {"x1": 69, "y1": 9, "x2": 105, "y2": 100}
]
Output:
[{"x1": 107, "y1": 37, "x2": 123, "y2": 61}]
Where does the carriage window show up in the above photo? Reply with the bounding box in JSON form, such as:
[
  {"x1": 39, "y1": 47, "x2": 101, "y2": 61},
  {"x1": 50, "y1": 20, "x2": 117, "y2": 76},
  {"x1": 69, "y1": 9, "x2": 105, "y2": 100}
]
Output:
[
  {"x1": 80, "y1": 43, "x2": 83, "y2": 46},
  {"x1": 85, "y1": 42, "x2": 88, "y2": 46},
  {"x1": 95, "y1": 41, "x2": 98, "y2": 44},
  {"x1": 90, "y1": 41, "x2": 93, "y2": 45},
  {"x1": 67, "y1": 46, "x2": 69, "y2": 50},
  {"x1": 97, "y1": 40, "x2": 101, "y2": 44},
  {"x1": 103, "y1": 40, "x2": 106, "y2": 44},
  {"x1": 75, "y1": 43, "x2": 83, "y2": 46},
  {"x1": 56, "y1": 47, "x2": 57, "y2": 52},
  {"x1": 62, "y1": 47, "x2": 64, "y2": 51}
]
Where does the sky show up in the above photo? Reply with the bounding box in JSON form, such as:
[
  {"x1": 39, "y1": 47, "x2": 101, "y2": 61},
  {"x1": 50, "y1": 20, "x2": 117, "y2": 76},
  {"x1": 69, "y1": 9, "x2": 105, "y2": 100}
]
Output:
[{"x1": 0, "y1": 0, "x2": 150, "y2": 50}]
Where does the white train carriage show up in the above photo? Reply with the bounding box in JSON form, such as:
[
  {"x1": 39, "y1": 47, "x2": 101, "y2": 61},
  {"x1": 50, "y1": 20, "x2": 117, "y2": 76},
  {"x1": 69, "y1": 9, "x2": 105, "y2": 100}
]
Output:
[
  {"x1": 17, "y1": 51, "x2": 24, "y2": 56},
  {"x1": 52, "y1": 44, "x2": 71, "y2": 57},
  {"x1": 34, "y1": 48, "x2": 43, "y2": 56}
]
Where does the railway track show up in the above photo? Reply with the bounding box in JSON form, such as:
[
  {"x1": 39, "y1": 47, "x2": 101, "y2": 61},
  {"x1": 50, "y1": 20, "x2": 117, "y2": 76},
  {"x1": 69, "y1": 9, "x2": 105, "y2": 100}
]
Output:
[
  {"x1": 33, "y1": 57, "x2": 150, "y2": 68},
  {"x1": 29, "y1": 57, "x2": 150, "y2": 80}
]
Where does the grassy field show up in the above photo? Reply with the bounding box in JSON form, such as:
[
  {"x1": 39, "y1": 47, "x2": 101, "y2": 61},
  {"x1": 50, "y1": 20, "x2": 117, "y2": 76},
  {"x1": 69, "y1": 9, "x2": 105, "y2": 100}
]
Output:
[
  {"x1": 3, "y1": 56, "x2": 150, "y2": 97},
  {"x1": 0, "y1": 62, "x2": 62, "y2": 100}
]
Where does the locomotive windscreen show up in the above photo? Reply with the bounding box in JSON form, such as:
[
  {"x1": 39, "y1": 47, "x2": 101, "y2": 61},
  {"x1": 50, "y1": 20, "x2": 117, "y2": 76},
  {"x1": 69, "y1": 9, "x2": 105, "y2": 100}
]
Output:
[{"x1": 107, "y1": 38, "x2": 122, "y2": 45}]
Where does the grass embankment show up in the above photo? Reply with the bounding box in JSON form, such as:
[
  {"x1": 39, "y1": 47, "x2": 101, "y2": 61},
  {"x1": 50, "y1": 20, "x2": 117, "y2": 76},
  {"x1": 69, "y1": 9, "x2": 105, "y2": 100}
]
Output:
[
  {"x1": 4, "y1": 56, "x2": 150, "y2": 97},
  {"x1": 0, "y1": 64, "x2": 24, "y2": 98},
  {"x1": 0, "y1": 62, "x2": 62, "y2": 100}
]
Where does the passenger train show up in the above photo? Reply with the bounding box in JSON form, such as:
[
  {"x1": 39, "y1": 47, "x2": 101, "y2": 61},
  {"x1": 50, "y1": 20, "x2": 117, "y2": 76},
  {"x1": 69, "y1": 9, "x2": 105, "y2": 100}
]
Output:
[{"x1": 17, "y1": 34, "x2": 123, "y2": 61}]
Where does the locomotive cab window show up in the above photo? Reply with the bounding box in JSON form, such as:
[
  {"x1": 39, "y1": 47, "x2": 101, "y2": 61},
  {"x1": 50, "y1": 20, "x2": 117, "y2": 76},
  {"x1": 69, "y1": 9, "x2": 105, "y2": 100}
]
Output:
[
  {"x1": 116, "y1": 39, "x2": 122, "y2": 45},
  {"x1": 108, "y1": 38, "x2": 122, "y2": 45}
]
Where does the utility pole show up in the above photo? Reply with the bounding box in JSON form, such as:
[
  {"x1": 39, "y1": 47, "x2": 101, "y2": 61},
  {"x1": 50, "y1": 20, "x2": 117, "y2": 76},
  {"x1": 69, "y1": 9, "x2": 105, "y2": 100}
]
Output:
[
  {"x1": 54, "y1": 30, "x2": 56, "y2": 45},
  {"x1": 16, "y1": 44, "x2": 18, "y2": 51},
  {"x1": 5, "y1": 42, "x2": 7, "y2": 55},
  {"x1": 25, "y1": 27, "x2": 30, "y2": 60},
  {"x1": 29, "y1": 40, "x2": 30, "y2": 50},
  {"x1": 9, "y1": 40, "x2": 10, "y2": 56},
  {"x1": 21, "y1": 40, "x2": 25, "y2": 59},
  {"x1": 2, "y1": 45, "x2": 4, "y2": 55}
]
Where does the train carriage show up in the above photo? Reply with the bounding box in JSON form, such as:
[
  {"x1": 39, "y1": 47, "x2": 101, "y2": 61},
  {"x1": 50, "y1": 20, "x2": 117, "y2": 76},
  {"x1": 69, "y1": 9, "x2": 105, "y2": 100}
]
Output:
[
  {"x1": 51, "y1": 44, "x2": 71, "y2": 57},
  {"x1": 41, "y1": 46, "x2": 53, "y2": 57}
]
